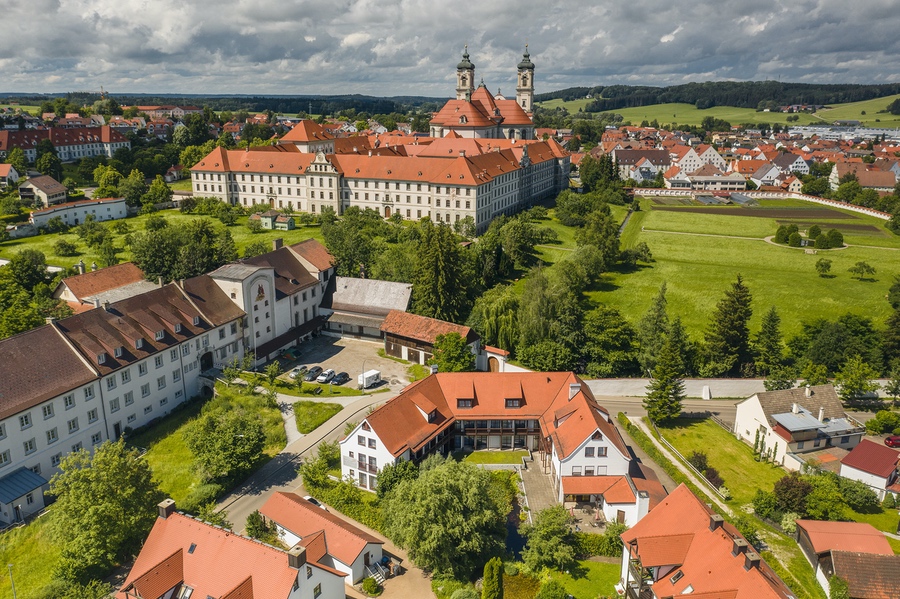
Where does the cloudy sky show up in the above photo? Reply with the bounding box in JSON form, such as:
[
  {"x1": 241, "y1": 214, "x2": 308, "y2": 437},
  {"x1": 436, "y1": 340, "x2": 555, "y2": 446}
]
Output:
[{"x1": 2, "y1": 0, "x2": 899, "y2": 97}]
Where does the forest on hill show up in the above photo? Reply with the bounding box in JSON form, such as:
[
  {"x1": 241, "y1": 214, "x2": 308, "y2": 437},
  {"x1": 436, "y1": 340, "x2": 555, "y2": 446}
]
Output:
[{"x1": 536, "y1": 81, "x2": 900, "y2": 111}]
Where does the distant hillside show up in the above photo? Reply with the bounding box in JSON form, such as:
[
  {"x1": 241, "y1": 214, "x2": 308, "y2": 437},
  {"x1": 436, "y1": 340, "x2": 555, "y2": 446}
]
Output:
[{"x1": 536, "y1": 82, "x2": 900, "y2": 111}]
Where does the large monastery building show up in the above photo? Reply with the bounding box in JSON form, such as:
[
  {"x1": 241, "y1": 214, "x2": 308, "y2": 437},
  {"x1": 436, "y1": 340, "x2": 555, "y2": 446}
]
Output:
[{"x1": 190, "y1": 48, "x2": 568, "y2": 234}]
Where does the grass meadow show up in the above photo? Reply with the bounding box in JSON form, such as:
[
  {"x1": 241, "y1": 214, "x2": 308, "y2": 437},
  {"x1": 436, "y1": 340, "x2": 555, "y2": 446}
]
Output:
[
  {"x1": 594, "y1": 197, "x2": 900, "y2": 337},
  {"x1": 536, "y1": 93, "x2": 900, "y2": 128},
  {"x1": 0, "y1": 208, "x2": 326, "y2": 270}
]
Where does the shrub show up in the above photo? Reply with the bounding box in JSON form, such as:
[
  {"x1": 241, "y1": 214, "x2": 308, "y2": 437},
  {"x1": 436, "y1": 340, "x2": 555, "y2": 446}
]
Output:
[
  {"x1": 574, "y1": 522, "x2": 627, "y2": 558},
  {"x1": 503, "y1": 562, "x2": 519, "y2": 576},
  {"x1": 839, "y1": 478, "x2": 879, "y2": 512},
  {"x1": 54, "y1": 239, "x2": 78, "y2": 256},
  {"x1": 788, "y1": 232, "x2": 802, "y2": 247},
  {"x1": 780, "y1": 512, "x2": 801, "y2": 534},
  {"x1": 866, "y1": 410, "x2": 900, "y2": 434},
  {"x1": 535, "y1": 580, "x2": 567, "y2": 599},
  {"x1": 182, "y1": 482, "x2": 223, "y2": 512},
  {"x1": 752, "y1": 489, "x2": 778, "y2": 520},
  {"x1": 826, "y1": 228, "x2": 844, "y2": 248},
  {"x1": 704, "y1": 467, "x2": 724, "y2": 489},
  {"x1": 719, "y1": 486, "x2": 731, "y2": 500},
  {"x1": 361, "y1": 577, "x2": 382, "y2": 596},
  {"x1": 774, "y1": 225, "x2": 789, "y2": 244},
  {"x1": 814, "y1": 234, "x2": 831, "y2": 249},
  {"x1": 774, "y1": 472, "x2": 812, "y2": 515},
  {"x1": 482, "y1": 557, "x2": 502, "y2": 599},
  {"x1": 808, "y1": 224, "x2": 822, "y2": 239},
  {"x1": 883, "y1": 493, "x2": 897, "y2": 509},
  {"x1": 450, "y1": 590, "x2": 479, "y2": 599},
  {"x1": 687, "y1": 451, "x2": 709, "y2": 472}
]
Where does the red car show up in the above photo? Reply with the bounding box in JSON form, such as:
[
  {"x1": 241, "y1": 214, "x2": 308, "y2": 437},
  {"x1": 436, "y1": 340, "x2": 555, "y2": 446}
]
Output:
[{"x1": 885, "y1": 436, "x2": 900, "y2": 448}]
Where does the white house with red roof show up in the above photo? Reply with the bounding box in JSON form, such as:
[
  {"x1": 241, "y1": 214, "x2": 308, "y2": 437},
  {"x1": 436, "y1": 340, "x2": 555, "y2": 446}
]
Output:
[
  {"x1": 260, "y1": 492, "x2": 385, "y2": 584},
  {"x1": 839, "y1": 439, "x2": 900, "y2": 500},
  {"x1": 0, "y1": 163, "x2": 19, "y2": 188},
  {"x1": 619, "y1": 484, "x2": 794, "y2": 599},
  {"x1": 118, "y1": 499, "x2": 345, "y2": 599},
  {"x1": 339, "y1": 372, "x2": 662, "y2": 526}
]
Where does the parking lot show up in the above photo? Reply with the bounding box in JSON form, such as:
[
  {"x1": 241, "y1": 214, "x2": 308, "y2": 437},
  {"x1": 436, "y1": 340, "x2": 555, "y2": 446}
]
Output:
[{"x1": 276, "y1": 334, "x2": 420, "y2": 390}]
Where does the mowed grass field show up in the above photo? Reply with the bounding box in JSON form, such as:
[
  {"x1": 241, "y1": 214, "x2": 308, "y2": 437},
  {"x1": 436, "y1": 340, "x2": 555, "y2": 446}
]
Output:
[
  {"x1": 536, "y1": 93, "x2": 900, "y2": 127},
  {"x1": 0, "y1": 209, "x2": 326, "y2": 269},
  {"x1": 591, "y1": 198, "x2": 900, "y2": 337}
]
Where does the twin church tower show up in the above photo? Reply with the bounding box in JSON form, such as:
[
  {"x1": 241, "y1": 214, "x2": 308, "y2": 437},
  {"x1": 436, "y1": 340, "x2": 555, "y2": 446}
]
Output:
[{"x1": 454, "y1": 45, "x2": 535, "y2": 113}]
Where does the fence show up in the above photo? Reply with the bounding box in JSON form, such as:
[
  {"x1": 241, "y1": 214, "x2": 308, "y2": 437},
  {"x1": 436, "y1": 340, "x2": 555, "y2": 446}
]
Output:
[{"x1": 650, "y1": 422, "x2": 728, "y2": 501}]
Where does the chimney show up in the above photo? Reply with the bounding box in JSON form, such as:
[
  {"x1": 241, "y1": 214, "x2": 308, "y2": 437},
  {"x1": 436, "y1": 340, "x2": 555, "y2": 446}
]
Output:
[
  {"x1": 460, "y1": 150, "x2": 466, "y2": 157},
  {"x1": 568, "y1": 383, "x2": 581, "y2": 401},
  {"x1": 368, "y1": 150, "x2": 372, "y2": 157},
  {"x1": 158, "y1": 498, "x2": 176, "y2": 519},
  {"x1": 791, "y1": 402, "x2": 799, "y2": 414},
  {"x1": 273, "y1": 238, "x2": 283, "y2": 251},
  {"x1": 805, "y1": 385, "x2": 812, "y2": 397},
  {"x1": 93, "y1": 298, "x2": 101, "y2": 309},
  {"x1": 103, "y1": 300, "x2": 110, "y2": 312},
  {"x1": 90, "y1": 262, "x2": 98, "y2": 271},
  {"x1": 288, "y1": 546, "x2": 307, "y2": 569},
  {"x1": 45, "y1": 316, "x2": 56, "y2": 325},
  {"x1": 743, "y1": 551, "x2": 761, "y2": 571},
  {"x1": 709, "y1": 513, "x2": 725, "y2": 531},
  {"x1": 731, "y1": 537, "x2": 748, "y2": 556},
  {"x1": 76, "y1": 260, "x2": 85, "y2": 274},
  {"x1": 818, "y1": 407, "x2": 825, "y2": 422},
  {"x1": 158, "y1": 276, "x2": 164, "y2": 287}
]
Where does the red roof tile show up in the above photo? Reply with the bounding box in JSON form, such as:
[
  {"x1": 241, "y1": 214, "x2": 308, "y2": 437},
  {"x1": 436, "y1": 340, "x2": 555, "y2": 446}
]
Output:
[
  {"x1": 561, "y1": 475, "x2": 635, "y2": 503},
  {"x1": 288, "y1": 238, "x2": 335, "y2": 272},
  {"x1": 795, "y1": 520, "x2": 893, "y2": 555},
  {"x1": 831, "y1": 551, "x2": 900, "y2": 599},
  {"x1": 59, "y1": 262, "x2": 146, "y2": 301},
  {"x1": 380, "y1": 310, "x2": 476, "y2": 345},
  {"x1": 841, "y1": 439, "x2": 899, "y2": 478}
]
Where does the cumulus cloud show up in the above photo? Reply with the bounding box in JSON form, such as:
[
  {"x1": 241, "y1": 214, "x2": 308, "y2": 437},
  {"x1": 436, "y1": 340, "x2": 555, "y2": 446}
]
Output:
[{"x1": 0, "y1": 0, "x2": 898, "y2": 95}]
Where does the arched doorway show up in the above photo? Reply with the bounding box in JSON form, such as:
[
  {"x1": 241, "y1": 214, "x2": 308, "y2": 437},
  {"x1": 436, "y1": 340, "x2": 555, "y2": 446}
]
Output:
[
  {"x1": 200, "y1": 351, "x2": 213, "y2": 371},
  {"x1": 384, "y1": 205, "x2": 391, "y2": 218},
  {"x1": 488, "y1": 357, "x2": 500, "y2": 372}
]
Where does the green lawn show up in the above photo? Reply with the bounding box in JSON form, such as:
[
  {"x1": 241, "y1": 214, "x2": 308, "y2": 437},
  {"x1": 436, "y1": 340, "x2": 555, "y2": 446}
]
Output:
[
  {"x1": 536, "y1": 98, "x2": 595, "y2": 112},
  {"x1": 0, "y1": 208, "x2": 325, "y2": 269},
  {"x1": 294, "y1": 401, "x2": 343, "y2": 434},
  {"x1": 168, "y1": 178, "x2": 193, "y2": 191},
  {"x1": 457, "y1": 450, "x2": 529, "y2": 464},
  {"x1": 127, "y1": 401, "x2": 205, "y2": 506},
  {"x1": 546, "y1": 560, "x2": 620, "y2": 599},
  {"x1": 814, "y1": 94, "x2": 900, "y2": 128},
  {"x1": 657, "y1": 418, "x2": 785, "y2": 505},
  {"x1": 0, "y1": 516, "x2": 60, "y2": 599},
  {"x1": 591, "y1": 202, "x2": 900, "y2": 337},
  {"x1": 846, "y1": 505, "x2": 899, "y2": 534}
]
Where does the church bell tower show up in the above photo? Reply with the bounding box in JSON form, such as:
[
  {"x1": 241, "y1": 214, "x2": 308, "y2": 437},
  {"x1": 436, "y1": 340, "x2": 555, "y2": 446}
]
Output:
[
  {"x1": 516, "y1": 45, "x2": 535, "y2": 112},
  {"x1": 456, "y1": 46, "x2": 475, "y2": 101}
]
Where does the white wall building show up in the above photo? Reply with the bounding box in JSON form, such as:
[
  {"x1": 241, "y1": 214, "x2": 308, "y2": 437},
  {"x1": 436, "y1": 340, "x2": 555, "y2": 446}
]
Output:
[{"x1": 30, "y1": 197, "x2": 127, "y2": 228}]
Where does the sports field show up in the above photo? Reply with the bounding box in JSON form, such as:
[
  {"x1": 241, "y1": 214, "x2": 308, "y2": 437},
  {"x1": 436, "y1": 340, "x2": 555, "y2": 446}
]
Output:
[
  {"x1": 536, "y1": 93, "x2": 900, "y2": 128},
  {"x1": 590, "y1": 197, "x2": 900, "y2": 337}
]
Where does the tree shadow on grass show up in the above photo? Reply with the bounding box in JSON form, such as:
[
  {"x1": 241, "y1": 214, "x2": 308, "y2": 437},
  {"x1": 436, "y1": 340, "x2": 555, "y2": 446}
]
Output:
[{"x1": 565, "y1": 561, "x2": 590, "y2": 580}]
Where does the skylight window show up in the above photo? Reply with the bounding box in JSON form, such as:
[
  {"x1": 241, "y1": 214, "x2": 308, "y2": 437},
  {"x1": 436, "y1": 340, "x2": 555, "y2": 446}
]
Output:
[{"x1": 188, "y1": 543, "x2": 196, "y2": 554}]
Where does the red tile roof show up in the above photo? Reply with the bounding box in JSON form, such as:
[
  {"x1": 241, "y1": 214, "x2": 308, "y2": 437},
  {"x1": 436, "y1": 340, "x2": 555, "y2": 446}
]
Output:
[
  {"x1": 795, "y1": 520, "x2": 893, "y2": 555},
  {"x1": 380, "y1": 310, "x2": 477, "y2": 345},
  {"x1": 288, "y1": 238, "x2": 335, "y2": 272},
  {"x1": 260, "y1": 492, "x2": 382, "y2": 567},
  {"x1": 59, "y1": 262, "x2": 146, "y2": 301},
  {"x1": 831, "y1": 551, "x2": 900, "y2": 599},
  {"x1": 841, "y1": 439, "x2": 900, "y2": 478},
  {"x1": 561, "y1": 475, "x2": 635, "y2": 503},
  {"x1": 117, "y1": 511, "x2": 308, "y2": 599},
  {"x1": 621, "y1": 485, "x2": 794, "y2": 599},
  {"x1": 281, "y1": 120, "x2": 335, "y2": 143}
]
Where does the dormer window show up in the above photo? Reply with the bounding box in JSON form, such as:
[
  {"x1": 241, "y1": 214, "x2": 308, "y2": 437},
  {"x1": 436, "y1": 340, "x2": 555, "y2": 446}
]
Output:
[
  {"x1": 192, "y1": 316, "x2": 200, "y2": 326},
  {"x1": 505, "y1": 399, "x2": 521, "y2": 408},
  {"x1": 174, "y1": 323, "x2": 182, "y2": 334},
  {"x1": 135, "y1": 338, "x2": 144, "y2": 349},
  {"x1": 457, "y1": 399, "x2": 473, "y2": 409},
  {"x1": 592, "y1": 431, "x2": 603, "y2": 441},
  {"x1": 155, "y1": 330, "x2": 164, "y2": 341},
  {"x1": 428, "y1": 410, "x2": 436, "y2": 423},
  {"x1": 114, "y1": 347, "x2": 123, "y2": 358},
  {"x1": 97, "y1": 353, "x2": 107, "y2": 364}
]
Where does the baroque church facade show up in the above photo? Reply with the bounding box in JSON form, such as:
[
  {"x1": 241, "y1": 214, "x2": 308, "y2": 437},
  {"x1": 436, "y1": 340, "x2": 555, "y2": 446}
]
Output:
[{"x1": 429, "y1": 47, "x2": 536, "y2": 140}]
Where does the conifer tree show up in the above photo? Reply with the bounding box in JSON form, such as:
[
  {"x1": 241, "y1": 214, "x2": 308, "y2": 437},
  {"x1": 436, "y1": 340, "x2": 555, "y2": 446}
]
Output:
[
  {"x1": 412, "y1": 220, "x2": 471, "y2": 322},
  {"x1": 754, "y1": 306, "x2": 784, "y2": 376},
  {"x1": 644, "y1": 331, "x2": 686, "y2": 424},
  {"x1": 703, "y1": 275, "x2": 753, "y2": 377},
  {"x1": 637, "y1": 283, "x2": 669, "y2": 374}
]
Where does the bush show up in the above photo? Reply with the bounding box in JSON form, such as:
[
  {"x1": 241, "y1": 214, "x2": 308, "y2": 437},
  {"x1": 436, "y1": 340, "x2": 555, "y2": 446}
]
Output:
[
  {"x1": 535, "y1": 580, "x2": 567, "y2": 599},
  {"x1": 780, "y1": 512, "x2": 801, "y2": 534},
  {"x1": 752, "y1": 489, "x2": 778, "y2": 520},
  {"x1": 788, "y1": 232, "x2": 802, "y2": 247},
  {"x1": 866, "y1": 410, "x2": 900, "y2": 434},
  {"x1": 54, "y1": 239, "x2": 78, "y2": 256},
  {"x1": 704, "y1": 467, "x2": 724, "y2": 489},
  {"x1": 482, "y1": 557, "x2": 502, "y2": 599},
  {"x1": 687, "y1": 451, "x2": 708, "y2": 472},
  {"x1": 450, "y1": 590, "x2": 479, "y2": 599},
  {"x1": 814, "y1": 234, "x2": 831, "y2": 249},
  {"x1": 826, "y1": 228, "x2": 844, "y2": 248},
  {"x1": 182, "y1": 482, "x2": 223, "y2": 512},
  {"x1": 839, "y1": 478, "x2": 879, "y2": 512},
  {"x1": 883, "y1": 493, "x2": 897, "y2": 509},
  {"x1": 503, "y1": 562, "x2": 519, "y2": 576},
  {"x1": 774, "y1": 225, "x2": 789, "y2": 243},
  {"x1": 574, "y1": 522, "x2": 627, "y2": 557},
  {"x1": 719, "y1": 486, "x2": 731, "y2": 500},
  {"x1": 808, "y1": 224, "x2": 822, "y2": 239},
  {"x1": 361, "y1": 577, "x2": 382, "y2": 596}
]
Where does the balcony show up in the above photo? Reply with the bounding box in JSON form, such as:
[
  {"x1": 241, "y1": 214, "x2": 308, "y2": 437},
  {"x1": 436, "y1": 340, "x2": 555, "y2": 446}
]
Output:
[{"x1": 357, "y1": 462, "x2": 378, "y2": 474}]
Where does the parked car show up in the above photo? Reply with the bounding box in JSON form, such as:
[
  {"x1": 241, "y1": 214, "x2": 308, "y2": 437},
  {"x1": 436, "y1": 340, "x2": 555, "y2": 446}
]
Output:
[
  {"x1": 316, "y1": 368, "x2": 336, "y2": 384},
  {"x1": 304, "y1": 366, "x2": 323, "y2": 381},
  {"x1": 304, "y1": 496, "x2": 327, "y2": 510},
  {"x1": 289, "y1": 366, "x2": 308, "y2": 379},
  {"x1": 885, "y1": 436, "x2": 900, "y2": 448},
  {"x1": 332, "y1": 372, "x2": 350, "y2": 385}
]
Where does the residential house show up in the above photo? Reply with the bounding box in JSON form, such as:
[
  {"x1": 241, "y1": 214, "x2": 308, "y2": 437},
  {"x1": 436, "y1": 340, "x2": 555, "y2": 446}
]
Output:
[
  {"x1": 772, "y1": 153, "x2": 810, "y2": 176},
  {"x1": 260, "y1": 492, "x2": 385, "y2": 584},
  {"x1": 29, "y1": 197, "x2": 127, "y2": 228},
  {"x1": 750, "y1": 164, "x2": 782, "y2": 188},
  {"x1": 379, "y1": 310, "x2": 480, "y2": 366},
  {"x1": 829, "y1": 163, "x2": 898, "y2": 191},
  {"x1": 118, "y1": 499, "x2": 345, "y2": 599},
  {"x1": 611, "y1": 149, "x2": 671, "y2": 181},
  {"x1": 0, "y1": 126, "x2": 130, "y2": 163},
  {"x1": 18, "y1": 175, "x2": 67, "y2": 207},
  {"x1": 249, "y1": 210, "x2": 283, "y2": 230},
  {"x1": 0, "y1": 467, "x2": 49, "y2": 524},
  {"x1": 686, "y1": 165, "x2": 747, "y2": 191},
  {"x1": 668, "y1": 145, "x2": 704, "y2": 173},
  {"x1": 795, "y1": 519, "x2": 900, "y2": 598},
  {"x1": 0, "y1": 164, "x2": 19, "y2": 188},
  {"x1": 733, "y1": 385, "x2": 864, "y2": 469},
  {"x1": 163, "y1": 165, "x2": 185, "y2": 183},
  {"x1": 839, "y1": 439, "x2": 900, "y2": 500},
  {"x1": 619, "y1": 484, "x2": 794, "y2": 599},
  {"x1": 319, "y1": 278, "x2": 412, "y2": 340},
  {"x1": 338, "y1": 372, "x2": 658, "y2": 525},
  {"x1": 694, "y1": 144, "x2": 727, "y2": 171}
]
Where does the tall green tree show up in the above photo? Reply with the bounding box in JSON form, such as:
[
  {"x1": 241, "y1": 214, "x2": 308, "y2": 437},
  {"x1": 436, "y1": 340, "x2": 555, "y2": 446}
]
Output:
[
  {"x1": 376, "y1": 460, "x2": 419, "y2": 500},
  {"x1": 521, "y1": 505, "x2": 577, "y2": 572},
  {"x1": 882, "y1": 309, "x2": 900, "y2": 366},
  {"x1": 834, "y1": 355, "x2": 881, "y2": 402},
  {"x1": 582, "y1": 305, "x2": 639, "y2": 377},
  {"x1": 5, "y1": 146, "x2": 27, "y2": 175},
  {"x1": 119, "y1": 168, "x2": 148, "y2": 206},
  {"x1": 574, "y1": 204, "x2": 620, "y2": 270},
  {"x1": 466, "y1": 285, "x2": 519, "y2": 352},
  {"x1": 703, "y1": 275, "x2": 753, "y2": 377},
  {"x1": 8, "y1": 248, "x2": 48, "y2": 292},
  {"x1": 381, "y1": 460, "x2": 508, "y2": 578},
  {"x1": 644, "y1": 330, "x2": 686, "y2": 424},
  {"x1": 517, "y1": 266, "x2": 554, "y2": 348},
  {"x1": 637, "y1": 283, "x2": 669, "y2": 374},
  {"x1": 754, "y1": 306, "x2": 784, "y2": 376},
  {"x1": 412, "y1": 220, "x2": 471, "y2": 322},
  {"x1": 50, "y1": 439, "x2": 164, "y2": 583},
  {"x1": 429, "y1": 332, "x2": 475, "y2": 372},
  {"x1": 142, "y1": 174, "x2": 174, "y2": 209},
  {"x1": 481, "y1": 557, "x2": 503, "y2": 599},
  {"x1": 182, "y1": 409, "x2": 265, "y2": 483},
  {"x1": 36, "y1": 151, "x2": 62, "y2": 180}
]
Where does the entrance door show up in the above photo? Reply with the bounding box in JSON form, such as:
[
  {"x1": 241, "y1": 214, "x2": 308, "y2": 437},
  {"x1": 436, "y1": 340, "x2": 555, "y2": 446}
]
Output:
[
  {"x1": 364, "y1": 553, "x2": 370, "y2": 566},
  {"x1": 384, "y1": 206, "x2": 391, "y2": 218},
  {"x1": 13, "y1": 505, "x2": 21, "y2": 522},
  {"x1": 113, "y1": 422, "x2": 122, "y2": 440},
  {"x1": 200, "y1": 351, "x2": 213, "y2": 371},
  {"x1": 488, "y1": 357, "x2": 499, "y2": 372},
  {"x1": 616, "y1": 510, "x2": 625, "y2": 524}
]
